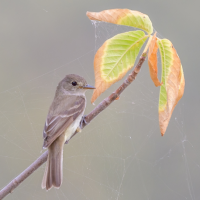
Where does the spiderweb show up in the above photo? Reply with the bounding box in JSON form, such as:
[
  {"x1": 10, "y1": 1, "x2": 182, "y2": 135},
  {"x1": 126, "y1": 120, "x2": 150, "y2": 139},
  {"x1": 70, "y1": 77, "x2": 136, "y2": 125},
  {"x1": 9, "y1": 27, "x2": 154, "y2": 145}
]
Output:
[{"x1": 0, "y1": 19, "x2": 197, "y2": 200}]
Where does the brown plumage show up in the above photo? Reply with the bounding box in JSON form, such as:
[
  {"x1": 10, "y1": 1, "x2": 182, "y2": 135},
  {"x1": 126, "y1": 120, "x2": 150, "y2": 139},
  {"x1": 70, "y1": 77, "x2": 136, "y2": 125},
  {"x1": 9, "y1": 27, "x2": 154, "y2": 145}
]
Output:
[{"x1": 41, "y1": 74, "x2": 95, "y2": 190}]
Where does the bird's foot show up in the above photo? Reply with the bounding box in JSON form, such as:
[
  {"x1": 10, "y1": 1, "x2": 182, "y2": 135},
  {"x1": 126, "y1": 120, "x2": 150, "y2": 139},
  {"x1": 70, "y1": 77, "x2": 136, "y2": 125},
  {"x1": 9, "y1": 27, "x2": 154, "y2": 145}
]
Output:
[{"x1": 80, "y1": 115, "x2": 88, "y2": 129}]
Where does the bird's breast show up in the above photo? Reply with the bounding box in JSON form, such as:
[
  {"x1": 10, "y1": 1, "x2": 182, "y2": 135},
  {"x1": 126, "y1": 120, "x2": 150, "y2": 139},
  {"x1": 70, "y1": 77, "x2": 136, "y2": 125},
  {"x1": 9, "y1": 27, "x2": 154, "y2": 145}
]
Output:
[{"x1": 64, "y1": 113, "x2": 83, "y2": 142}]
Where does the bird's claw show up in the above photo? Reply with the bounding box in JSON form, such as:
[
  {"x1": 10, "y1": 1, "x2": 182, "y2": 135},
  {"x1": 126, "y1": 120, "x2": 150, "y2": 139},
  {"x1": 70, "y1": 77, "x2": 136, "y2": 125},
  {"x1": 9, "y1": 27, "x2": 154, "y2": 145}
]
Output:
[{"x1": 80, "y1": 115, "x2": 88, "y2": 129}]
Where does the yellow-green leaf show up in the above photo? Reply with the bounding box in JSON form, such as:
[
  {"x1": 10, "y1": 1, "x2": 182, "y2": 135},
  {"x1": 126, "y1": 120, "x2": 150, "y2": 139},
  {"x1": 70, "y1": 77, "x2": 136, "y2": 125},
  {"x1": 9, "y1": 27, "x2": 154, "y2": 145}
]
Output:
[
  {"x1": 91, "y1": 30, "x2": 148, "y2": 103},
  {"x1": 87, "y1": 9, "x2": 153, "y2": 35},
  {"x1": 157, "y1": 39, "x2": 185, "y2": 136}
]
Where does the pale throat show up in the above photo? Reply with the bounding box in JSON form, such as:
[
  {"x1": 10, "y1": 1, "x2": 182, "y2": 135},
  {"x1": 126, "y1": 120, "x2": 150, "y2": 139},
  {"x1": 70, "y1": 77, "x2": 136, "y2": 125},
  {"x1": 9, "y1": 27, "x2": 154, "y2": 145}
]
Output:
[{"x1": 61, "y1": 87, "x2": 86, "y2": 96}]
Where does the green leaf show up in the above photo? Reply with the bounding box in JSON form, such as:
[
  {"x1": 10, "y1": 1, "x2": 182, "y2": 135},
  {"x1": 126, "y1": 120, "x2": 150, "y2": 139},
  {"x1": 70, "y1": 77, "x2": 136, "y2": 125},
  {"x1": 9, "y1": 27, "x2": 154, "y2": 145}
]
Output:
[{"x1": 91, "y1": 30, "x2": 148, "y2": 102}]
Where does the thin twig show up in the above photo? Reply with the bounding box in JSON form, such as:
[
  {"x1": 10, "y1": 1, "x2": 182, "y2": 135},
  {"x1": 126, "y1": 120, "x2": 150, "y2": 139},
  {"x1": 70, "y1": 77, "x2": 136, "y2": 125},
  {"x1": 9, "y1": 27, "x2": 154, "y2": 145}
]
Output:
[
  {"x1": 0, "y1": 151, "x2": 48, "y2": 200},
  {"x1": 0, "y1": 52, "x2": 147, "y2": 200}
]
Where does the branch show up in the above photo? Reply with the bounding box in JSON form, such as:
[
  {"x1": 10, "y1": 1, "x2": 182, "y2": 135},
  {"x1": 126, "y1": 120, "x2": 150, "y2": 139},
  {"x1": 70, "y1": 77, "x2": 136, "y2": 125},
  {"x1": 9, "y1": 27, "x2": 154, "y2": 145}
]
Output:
[
  {"x1": 0, "y1": 52, "x2": 147, "y2": 199},
  {"x1": 82, "y1": 53, "x2": 147, "y2": 128},
  {"x1": 0, "y1": 151, "x2": 48, "y2": 199}
]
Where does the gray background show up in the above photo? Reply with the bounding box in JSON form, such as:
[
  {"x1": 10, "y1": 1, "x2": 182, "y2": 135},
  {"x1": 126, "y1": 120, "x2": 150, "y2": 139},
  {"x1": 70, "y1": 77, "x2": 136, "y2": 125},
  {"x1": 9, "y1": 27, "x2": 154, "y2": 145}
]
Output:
[{"x1": 0, "y1": 0, "x2": 199, "y2": 200}]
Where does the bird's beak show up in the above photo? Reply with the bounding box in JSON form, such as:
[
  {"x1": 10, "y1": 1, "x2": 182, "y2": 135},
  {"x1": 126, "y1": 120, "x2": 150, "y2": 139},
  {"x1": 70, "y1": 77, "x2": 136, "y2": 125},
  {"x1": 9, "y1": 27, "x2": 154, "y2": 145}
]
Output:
[{"x1": 82, "y1": 84, "x2": 96, "y2": 89}]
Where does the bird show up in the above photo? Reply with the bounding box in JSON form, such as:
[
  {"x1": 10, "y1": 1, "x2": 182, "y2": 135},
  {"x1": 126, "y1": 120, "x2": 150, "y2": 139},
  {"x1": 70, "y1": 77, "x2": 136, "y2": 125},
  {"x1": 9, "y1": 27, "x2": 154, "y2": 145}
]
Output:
[{"x1": 41, "y1": 74, "x2": 95, "y2": 190}]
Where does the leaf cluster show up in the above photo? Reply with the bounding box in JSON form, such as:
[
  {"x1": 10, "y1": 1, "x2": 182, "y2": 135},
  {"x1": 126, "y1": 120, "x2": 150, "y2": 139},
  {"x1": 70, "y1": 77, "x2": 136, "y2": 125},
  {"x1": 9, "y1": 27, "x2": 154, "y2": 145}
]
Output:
[{"x1": 87, "y1": 9, "x2": 185, "y2": 135}]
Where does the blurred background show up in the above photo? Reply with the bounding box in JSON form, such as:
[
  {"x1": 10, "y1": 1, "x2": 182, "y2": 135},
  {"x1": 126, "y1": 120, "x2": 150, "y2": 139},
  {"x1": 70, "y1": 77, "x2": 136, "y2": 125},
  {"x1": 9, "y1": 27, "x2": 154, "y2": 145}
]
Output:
[{"x1": 0, "y1": 0, "x2": 199, "y2": 199}]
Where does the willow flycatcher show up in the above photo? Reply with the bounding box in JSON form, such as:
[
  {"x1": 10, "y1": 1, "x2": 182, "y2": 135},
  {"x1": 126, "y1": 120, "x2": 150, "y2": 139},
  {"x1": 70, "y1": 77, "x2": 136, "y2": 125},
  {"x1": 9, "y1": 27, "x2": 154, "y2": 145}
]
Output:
[{"x1": 41, "y1": 74, "x2": 95, "y2": 190}]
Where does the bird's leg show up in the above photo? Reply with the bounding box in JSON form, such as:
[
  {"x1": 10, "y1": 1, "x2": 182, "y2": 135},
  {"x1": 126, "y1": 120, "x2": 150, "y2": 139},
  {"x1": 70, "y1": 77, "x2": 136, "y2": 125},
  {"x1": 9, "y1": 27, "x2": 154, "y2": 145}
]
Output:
[{"x1": 80, "y1": 115, "x2": 88, "y2": 129}]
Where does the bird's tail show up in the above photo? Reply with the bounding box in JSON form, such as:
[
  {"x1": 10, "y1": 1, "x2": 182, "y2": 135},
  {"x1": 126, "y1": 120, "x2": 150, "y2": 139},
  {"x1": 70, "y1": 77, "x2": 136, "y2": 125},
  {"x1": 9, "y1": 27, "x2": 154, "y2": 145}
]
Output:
[{"x1": 41, "y1": 138, "x2": 64, "y2": 190}]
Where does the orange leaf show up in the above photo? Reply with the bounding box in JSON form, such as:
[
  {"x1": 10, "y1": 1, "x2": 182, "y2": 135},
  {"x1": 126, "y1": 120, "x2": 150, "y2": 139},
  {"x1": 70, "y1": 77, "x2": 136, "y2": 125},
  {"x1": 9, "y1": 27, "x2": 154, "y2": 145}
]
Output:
[
  {"x1": 148, "y1": 32, "x2": 162, "y2": 87},
  {"x1": 157, "y1": 39, "x2": 185, "y2": 136},
  {"x1": 177, "y1": 65, "x2": 185, "y2": 104},
  {"x1": 87, "y1": 9, "x2": 153, "y2": 34}
]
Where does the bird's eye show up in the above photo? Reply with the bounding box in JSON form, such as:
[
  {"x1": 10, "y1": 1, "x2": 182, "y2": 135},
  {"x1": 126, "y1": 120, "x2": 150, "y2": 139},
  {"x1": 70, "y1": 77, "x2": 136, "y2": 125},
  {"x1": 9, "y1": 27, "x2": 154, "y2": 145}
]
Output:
[{"x1": 71, "y1": 81, "x2": 77, "y2": 86}]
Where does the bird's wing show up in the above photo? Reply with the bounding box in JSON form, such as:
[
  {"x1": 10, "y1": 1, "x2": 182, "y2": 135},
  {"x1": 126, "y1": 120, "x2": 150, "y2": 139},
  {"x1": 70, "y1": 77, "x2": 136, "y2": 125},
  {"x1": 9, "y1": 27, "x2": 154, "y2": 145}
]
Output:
[{"x1": 43, "y1": 95, "x2": 85, "y2": 148}]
